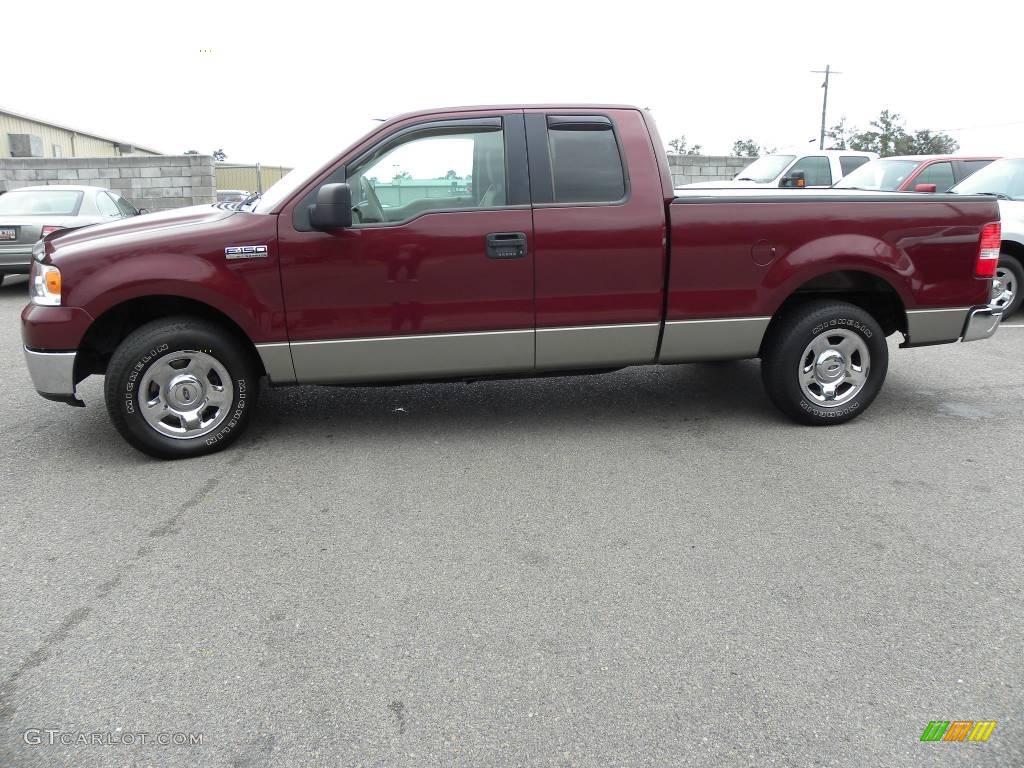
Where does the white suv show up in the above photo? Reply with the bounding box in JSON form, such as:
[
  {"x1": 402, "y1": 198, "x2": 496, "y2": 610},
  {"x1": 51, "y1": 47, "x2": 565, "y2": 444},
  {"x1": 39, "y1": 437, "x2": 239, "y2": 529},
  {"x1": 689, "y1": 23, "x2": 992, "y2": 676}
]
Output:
[
  {"x1": 951, "y1": 158, "x2": 1024, "y2": 318},
  {"x1": 679, "y1": 150, "x2": 878, "y2": 189}
]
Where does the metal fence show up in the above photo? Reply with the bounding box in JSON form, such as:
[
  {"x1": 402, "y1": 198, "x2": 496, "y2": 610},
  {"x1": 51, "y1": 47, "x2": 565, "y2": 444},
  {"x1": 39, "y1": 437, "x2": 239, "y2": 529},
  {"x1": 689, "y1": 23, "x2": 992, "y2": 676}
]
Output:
[{"x1": 215, "y1": 163, "x2": 291, "y2": 194}]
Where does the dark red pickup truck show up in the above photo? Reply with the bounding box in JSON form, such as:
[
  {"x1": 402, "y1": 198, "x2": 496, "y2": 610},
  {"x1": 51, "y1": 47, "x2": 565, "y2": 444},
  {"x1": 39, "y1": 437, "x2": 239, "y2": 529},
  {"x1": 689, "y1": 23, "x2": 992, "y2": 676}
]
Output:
[{"x1": 22, "y1": 104, "x2": 1003, "y2": 458}]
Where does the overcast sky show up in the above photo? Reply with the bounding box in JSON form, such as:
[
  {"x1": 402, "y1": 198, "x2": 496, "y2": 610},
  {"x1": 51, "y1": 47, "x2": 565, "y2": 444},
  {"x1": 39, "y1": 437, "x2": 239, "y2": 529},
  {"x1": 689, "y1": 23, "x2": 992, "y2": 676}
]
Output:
[{"x1": 7, "y1": 0, "x2": 1024, "y2": 168}]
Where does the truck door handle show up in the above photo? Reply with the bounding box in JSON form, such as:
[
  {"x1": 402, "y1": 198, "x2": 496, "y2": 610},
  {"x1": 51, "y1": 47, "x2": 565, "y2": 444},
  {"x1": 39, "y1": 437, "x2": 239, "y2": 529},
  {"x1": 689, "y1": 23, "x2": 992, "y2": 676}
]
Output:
[{"x1": 485, "y1": 232, "x2": 527, "y2": 259}]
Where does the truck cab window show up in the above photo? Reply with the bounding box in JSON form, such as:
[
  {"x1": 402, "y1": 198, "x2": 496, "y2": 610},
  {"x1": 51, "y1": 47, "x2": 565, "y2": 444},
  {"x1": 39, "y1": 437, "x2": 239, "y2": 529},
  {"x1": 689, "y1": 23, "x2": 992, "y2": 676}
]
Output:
[
  {"x1": 840, "y1": 156, "x2": 870, "y2": 176},
  {"x1": 345, "y1": 126, "x2": 506, "y2": 225},
  {"x1": 786, "y1": 156, "x2": 832, "y2": 187},
  {"x1": 546, "y1": 123, "x2": 625, "y2": 204},
  {"x1": 914, "y1": 162, "x2": 955, "y2": 191}
]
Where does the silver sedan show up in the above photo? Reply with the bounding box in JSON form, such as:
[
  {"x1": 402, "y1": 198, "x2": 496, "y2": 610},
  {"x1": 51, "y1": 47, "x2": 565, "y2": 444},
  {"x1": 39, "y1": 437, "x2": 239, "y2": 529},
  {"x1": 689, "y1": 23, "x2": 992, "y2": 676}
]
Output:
[{"x1": 0, "y1": 185, "x2": 145, "y2": 283}]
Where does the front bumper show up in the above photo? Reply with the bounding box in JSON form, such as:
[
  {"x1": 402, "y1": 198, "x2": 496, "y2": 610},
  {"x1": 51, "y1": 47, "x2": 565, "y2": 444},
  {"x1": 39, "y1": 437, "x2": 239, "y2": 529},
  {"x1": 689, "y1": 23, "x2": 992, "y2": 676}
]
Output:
[
  {"x1": 23, "y1": 347, "x2": 83, "y2": 405},
  {"x1": 961, "y1": 306, "x2": 1002, "y2": 342}
]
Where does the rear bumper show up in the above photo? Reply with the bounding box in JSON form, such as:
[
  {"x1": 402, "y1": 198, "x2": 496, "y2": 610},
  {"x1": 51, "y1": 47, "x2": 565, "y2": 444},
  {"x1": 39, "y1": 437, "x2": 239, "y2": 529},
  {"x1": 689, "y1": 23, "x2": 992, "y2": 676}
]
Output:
[
  {"x1": 23, "y1": 347, "x2": 83, "y2": 405},
  {"x1": 0, "y1": 245, "x2": 33, "y2": 272},
  {"x1": 961, "y1": 306, "x2": 1001, "y2": 342}
]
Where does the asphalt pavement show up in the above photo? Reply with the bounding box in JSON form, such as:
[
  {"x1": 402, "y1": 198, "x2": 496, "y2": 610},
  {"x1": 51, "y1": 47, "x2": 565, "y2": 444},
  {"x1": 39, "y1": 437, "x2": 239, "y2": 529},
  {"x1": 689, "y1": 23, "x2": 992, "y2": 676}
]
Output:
[{"x1": 1, "y1": 274, "x2": 1021, "y2": 767}]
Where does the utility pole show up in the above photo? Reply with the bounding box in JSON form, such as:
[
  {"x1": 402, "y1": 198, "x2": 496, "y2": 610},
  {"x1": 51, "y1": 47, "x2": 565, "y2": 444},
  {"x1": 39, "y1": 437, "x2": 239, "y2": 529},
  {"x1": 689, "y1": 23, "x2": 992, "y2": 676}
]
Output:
[{"x1": 812, "y1": 64, "x2": 842, "y2": 149}]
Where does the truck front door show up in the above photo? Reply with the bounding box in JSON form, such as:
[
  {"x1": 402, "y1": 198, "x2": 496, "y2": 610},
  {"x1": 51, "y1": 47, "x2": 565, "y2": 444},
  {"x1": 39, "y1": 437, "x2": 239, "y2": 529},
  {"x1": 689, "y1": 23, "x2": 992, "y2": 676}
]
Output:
[{"x1": 277, "y1": 112, "x2": 534, "y2": 383}]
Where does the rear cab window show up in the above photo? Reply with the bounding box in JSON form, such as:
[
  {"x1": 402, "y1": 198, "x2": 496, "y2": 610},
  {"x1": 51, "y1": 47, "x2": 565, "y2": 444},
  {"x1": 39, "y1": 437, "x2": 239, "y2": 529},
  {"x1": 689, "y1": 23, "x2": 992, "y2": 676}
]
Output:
[
  {"x1": 840, "y1": 156, "x2": 870, "y2": 176},
  {"x1": 545, "y1": 116, "x2": 626, "y2": 204},
  {"x1": 958, "y1": 159, "x2": 993, "y2": 182}
]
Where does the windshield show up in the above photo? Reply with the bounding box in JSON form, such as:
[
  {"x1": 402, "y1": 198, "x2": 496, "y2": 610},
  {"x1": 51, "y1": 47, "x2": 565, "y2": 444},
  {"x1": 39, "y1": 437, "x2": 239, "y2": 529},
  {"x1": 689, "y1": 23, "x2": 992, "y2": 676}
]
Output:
[
  {"x1": 951, "y1": 158, "x2": 1024, "y2": 200},
  {"x1": 0, "y1": 189, "x2": 83, "y2": 216},
  {"x1": 735, "y1": 155, "x2": 795, "y2": 182},
  {"x1": 834, "y1": 159, "x2": 920, "y2": 191},
  {"x1": 249, "y1": 121, "x2": 384, "y2": 214}
]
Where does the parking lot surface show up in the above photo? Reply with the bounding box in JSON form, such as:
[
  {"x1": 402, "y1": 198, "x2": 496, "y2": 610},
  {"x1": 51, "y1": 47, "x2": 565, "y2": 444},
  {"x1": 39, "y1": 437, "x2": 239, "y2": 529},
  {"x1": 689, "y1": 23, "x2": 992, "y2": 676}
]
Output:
[{"x1": 1, "y1": 274, "x2": 1021, "y2": 767}]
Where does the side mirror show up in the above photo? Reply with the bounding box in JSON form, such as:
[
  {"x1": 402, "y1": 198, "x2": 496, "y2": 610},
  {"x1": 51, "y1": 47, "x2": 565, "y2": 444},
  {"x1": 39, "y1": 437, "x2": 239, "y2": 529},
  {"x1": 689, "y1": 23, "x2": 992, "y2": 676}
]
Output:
[
  {"x1": 138, "y1": 208, "x2": 150, "y2": 215},
  {"x1": 309, "y1": 183, "x2": 353, "y2": 230},
  {"x1": 914, "y1": 183, "x2": 938, "y2": 193},
  {"x1": 781, "y1": 170, "x2": 806, "y2": 188}
]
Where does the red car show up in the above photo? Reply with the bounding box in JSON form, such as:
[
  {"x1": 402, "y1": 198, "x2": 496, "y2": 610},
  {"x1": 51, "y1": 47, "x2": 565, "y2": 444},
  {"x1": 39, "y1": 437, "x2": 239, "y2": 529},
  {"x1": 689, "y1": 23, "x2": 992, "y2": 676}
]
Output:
[
  {"x1": 835, "y1": 155, "x2": 997, "y2": 193},
  {"x1": 21, "y1": 104, "x2": 1003, "y2": 458}
]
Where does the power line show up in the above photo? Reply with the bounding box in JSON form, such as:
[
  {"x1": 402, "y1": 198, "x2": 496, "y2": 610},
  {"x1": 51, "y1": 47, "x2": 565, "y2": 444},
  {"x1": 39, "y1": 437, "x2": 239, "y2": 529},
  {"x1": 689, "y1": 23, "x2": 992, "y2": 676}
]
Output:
[{"x1": 932, "y1": 119, "x2": 1024, "y2": 133}]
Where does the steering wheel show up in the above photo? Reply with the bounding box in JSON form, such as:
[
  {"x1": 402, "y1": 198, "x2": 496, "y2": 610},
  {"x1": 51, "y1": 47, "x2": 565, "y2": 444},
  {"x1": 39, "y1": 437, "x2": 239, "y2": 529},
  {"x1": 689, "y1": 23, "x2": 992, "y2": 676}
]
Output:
[{"x1": 359, "y1": 177, "x2": 385, "y2": 223}]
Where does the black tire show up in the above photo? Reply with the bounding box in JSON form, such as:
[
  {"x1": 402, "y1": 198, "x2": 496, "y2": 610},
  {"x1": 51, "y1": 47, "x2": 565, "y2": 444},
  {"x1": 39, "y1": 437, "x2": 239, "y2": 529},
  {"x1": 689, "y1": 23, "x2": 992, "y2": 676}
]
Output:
[
  {"x1": 994, "y1": 253, "x2": 1023, "y2": 319},
  {"x1": 761, "y1": 300, "x2": 888, "y2": 426},
  {"x1": 104, "y1": 316, "x2": 259, "y2": 459}
]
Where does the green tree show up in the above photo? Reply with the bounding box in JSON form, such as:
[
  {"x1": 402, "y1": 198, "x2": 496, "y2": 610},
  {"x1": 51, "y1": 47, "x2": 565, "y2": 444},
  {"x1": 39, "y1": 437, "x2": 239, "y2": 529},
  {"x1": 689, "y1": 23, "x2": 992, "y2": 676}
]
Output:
[
  {"x1": 849, "y1": 110, "x2": 906, "y2": 156},
  {"x1": 731, "y1": 139, "x2": 771, "y2": 157},
  {"x1": 825, "y1": 117, "x2": 853, "y2": 150},
  {"x1": 667, "y1": 135, "x2": 689, "y2": 155},
  {"x1": 839, "y1": 111, "x2": 959, "y2": 157},
  {"x1": 903, "y1": 129, "x2": 959, "y2": 155},
  {"x1": 212, "y1": 148, "x2": 227, "y2": 162}
]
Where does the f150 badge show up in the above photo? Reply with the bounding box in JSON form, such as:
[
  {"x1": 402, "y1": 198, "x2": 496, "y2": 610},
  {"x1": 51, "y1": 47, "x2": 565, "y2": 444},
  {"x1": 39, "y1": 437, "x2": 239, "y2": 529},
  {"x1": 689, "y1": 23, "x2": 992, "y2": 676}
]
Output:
[{"x1": 225, "y1": 245, "x2": 268, "y2": 260}]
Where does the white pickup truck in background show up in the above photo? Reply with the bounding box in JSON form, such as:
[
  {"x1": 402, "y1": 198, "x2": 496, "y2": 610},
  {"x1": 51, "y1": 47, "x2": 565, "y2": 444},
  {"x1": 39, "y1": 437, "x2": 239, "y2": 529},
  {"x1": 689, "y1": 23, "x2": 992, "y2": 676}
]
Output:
[{"x1": 679, "y1": 149, "x2": 878, "y2": 189}]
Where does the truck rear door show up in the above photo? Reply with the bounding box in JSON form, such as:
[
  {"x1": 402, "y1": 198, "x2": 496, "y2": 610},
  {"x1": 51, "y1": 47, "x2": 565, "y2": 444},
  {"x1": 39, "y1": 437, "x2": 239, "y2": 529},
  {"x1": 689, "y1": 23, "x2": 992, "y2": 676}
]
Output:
[{"x1": 524, "y1": 108, "x2": 667, "y2": 370}]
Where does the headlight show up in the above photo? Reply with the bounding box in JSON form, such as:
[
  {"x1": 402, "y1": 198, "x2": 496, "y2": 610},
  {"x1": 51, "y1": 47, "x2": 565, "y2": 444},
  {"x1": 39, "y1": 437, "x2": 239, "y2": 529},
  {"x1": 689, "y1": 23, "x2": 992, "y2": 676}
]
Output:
[{"x1": 30, "y1": 263, "x2": 62, "y2": 306}]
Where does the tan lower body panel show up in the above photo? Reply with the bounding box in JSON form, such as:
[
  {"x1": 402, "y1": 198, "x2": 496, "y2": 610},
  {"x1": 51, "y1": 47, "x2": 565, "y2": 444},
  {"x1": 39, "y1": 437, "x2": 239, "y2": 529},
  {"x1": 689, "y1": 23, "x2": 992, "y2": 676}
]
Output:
[
  {"x1": 289, "y1": 329, "x2": 535, "y2": 384},
  {"x1": 905, "y1": 307, "x2": 970, "y2": 345},
  {"x1": 536, "y1": 323, "x2": 660, "y2": 370},
  {"x1": 254, "y1": 342, "x2": 297, "y2": 385},
  {"x1": 658, "y1": 317, "x2": 770, "y2": 363},
  {"x1": 269, "y1": 317, "x2": 779, "y2": 385}
]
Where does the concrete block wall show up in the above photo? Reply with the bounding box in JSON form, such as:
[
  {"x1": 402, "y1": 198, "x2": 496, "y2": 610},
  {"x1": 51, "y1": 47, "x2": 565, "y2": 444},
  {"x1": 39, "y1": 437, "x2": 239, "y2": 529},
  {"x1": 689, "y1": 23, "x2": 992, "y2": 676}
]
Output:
[
  {"x1": 668, "y1": 154, "x2": 753, "y2": 187},
  {"x1": 0, "y1": 155, "x2": 216, "y2": 211}
]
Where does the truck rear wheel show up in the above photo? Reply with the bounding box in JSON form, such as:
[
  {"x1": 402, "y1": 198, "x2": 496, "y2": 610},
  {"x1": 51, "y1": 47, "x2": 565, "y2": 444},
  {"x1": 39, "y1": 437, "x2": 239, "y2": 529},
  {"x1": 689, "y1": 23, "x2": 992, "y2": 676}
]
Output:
[
  {"x1": 760, "y1": 300, "x2": 888, "y2": 426},
  {"x1": 104, "y1": 317, "x2": 259, "y2": 459}
]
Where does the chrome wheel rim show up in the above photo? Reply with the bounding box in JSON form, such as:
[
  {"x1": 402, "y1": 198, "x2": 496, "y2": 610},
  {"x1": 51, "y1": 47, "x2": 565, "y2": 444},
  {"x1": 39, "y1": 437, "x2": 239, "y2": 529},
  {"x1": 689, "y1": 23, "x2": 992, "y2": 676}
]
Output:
[
  {"x1": 798, "y1": 329, "x2": 870, "y2": 407},
  {"x1": 990, "y1": 266, "x2": 1016, "y2": 312},
  {"x1": 138, "y1": 350, "x2": 233, "y2": 439}
]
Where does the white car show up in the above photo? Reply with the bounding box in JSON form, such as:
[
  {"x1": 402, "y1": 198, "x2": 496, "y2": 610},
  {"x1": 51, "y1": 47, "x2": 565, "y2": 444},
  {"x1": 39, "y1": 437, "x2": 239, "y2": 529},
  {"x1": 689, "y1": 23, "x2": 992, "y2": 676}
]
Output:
[
  {"x1": 678, "y1": 150, "x2": 878, "y2": 190},
  {"x1": 950, "y1": 158, "x2": 1024, "y2": 318}
]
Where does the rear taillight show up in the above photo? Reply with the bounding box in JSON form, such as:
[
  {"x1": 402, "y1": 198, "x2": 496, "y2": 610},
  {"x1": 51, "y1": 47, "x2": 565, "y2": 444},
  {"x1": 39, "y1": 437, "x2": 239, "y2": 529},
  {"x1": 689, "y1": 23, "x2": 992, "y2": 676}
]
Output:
[
  {"x1": 40, "y1": 225, "x2": 65, "y2": 238},
  {"x1": 976, "y1": 222, "x2": 1001, "y2": 277}
]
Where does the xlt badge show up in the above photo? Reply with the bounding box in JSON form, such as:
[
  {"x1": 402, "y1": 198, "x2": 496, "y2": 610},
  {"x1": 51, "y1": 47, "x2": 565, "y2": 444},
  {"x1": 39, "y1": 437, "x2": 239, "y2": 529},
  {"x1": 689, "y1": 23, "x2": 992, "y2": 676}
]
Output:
[{"x1": 225, "y1": 245, "x2": 268, "y2": 260}]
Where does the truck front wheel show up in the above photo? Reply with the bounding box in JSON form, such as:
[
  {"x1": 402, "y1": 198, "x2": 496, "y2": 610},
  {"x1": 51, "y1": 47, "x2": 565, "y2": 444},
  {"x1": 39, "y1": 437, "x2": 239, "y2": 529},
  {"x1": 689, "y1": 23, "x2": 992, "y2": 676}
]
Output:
[
  {"x1": 104, "y1": 317, "x2": 259, "y2": 459},
  {"x1": 760, "y1": 301, "x2": 888, "y2": 426}
]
